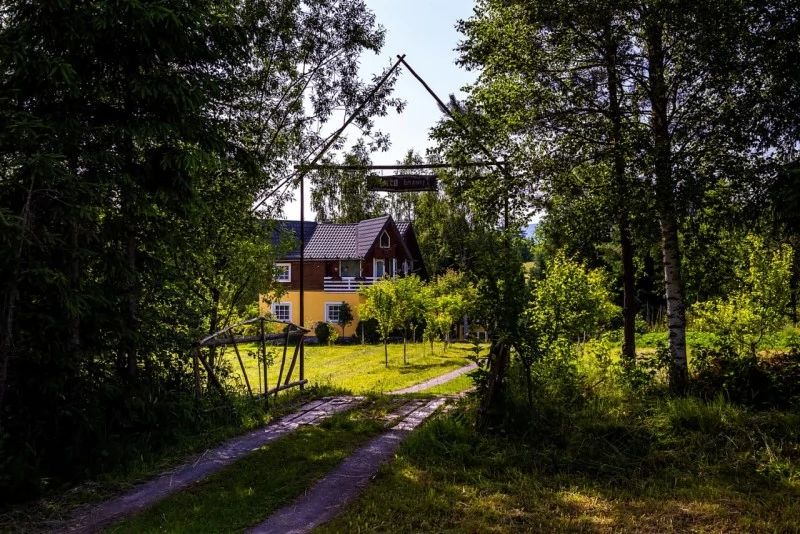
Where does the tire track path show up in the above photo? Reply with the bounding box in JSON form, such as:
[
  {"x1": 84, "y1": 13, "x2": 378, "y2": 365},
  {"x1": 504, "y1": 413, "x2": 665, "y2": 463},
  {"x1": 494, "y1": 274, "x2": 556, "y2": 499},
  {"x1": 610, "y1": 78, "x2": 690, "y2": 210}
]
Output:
[{"x1": 63, "y1": 396, "x2": 363, "y2": 533}]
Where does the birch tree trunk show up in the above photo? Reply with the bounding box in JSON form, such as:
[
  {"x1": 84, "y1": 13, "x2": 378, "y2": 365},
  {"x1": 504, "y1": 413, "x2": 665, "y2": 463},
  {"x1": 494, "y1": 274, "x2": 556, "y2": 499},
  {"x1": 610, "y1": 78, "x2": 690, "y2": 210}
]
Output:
[{"x1": 646, "y1": 15, "x2": 689, "y2": 392}]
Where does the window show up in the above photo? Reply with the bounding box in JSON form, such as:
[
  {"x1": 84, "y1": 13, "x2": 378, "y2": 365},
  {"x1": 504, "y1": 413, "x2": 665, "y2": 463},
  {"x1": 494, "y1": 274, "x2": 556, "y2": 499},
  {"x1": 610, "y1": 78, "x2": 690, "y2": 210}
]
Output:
[
  {"x1": 375, "y1": 259, "x2": 385, "y2": 278},
  {"x1": 340, "y1": 260, "x2": 360, "y2": 278},
  {"x1": 379, "y1": 230, "x2": 390, "y2": 248},
  {"x1": 276, "y1": 263, "x2": 291, "y2": 282},
  {"x1": 325, "y1": 303, "x2": 342, "y2": 323},
  {"x1": 271, "y1": 302, "x2": 291, "y2": 322}
]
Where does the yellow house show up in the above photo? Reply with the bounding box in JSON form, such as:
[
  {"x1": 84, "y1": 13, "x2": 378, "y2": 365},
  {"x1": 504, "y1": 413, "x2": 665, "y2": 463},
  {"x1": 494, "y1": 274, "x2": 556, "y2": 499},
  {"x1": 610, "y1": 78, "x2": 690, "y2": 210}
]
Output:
[{"x1": 260, "y1": 215, "x2": 427, "y2": 337}]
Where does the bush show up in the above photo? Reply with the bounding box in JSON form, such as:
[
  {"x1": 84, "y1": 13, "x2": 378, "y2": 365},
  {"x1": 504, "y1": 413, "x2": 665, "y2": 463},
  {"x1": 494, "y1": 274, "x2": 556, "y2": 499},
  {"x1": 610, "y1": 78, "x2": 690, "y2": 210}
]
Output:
[
  {"x1": 691, "y1": 345, "x2": 800, "y2": 409},
  {"x1": 314, "y1": 322, "x2": 338, "y2": 345},
  {"x1": 355, "y1": 318, "x2": 381, "y2": 344},
  {"x1": 502, "y1": 341, "x2": 587, "y2": 433}
]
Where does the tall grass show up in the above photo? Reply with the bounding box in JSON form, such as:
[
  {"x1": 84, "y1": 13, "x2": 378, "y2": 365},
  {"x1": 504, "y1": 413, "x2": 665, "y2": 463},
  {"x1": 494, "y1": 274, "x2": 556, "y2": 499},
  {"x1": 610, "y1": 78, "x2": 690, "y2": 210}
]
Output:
[{"x1": 320, "y1": 353, "x2": 800, "y2": 533}]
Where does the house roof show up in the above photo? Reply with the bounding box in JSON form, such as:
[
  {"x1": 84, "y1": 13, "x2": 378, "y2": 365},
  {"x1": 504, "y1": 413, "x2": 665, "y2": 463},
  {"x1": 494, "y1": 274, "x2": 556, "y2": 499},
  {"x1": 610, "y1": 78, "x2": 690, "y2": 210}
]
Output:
[
  {"x1": 278, "y1": 215, "x2": 411, "y2": 260},
  {"x1": 396, "y1": 221, "x2": 411, "y2": 237}
]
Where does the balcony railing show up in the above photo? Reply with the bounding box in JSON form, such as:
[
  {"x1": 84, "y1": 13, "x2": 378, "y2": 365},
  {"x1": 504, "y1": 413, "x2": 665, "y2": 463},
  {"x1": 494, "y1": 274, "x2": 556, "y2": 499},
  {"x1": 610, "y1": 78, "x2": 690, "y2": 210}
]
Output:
[{"x1": 323, "y1": 276, "x2": 380, "y2": 292}]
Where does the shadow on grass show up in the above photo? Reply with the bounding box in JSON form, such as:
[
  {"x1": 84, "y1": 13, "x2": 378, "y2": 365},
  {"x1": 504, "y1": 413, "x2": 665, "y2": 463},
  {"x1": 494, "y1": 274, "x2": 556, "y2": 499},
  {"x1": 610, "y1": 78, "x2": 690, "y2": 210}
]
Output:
[
  {"x1": 110, "y1": 412, "x2": 385, "y2": 534},
  {"x1": 318, "y1": 398, "x2": 800, "y2": 533}
]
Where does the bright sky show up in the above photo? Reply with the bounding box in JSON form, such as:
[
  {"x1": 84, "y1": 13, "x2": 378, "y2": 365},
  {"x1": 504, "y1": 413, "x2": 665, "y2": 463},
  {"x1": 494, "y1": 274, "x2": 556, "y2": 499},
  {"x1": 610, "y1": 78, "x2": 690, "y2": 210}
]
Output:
[{"x1": 282, "y1": 0, "x2": 477, "y2": 220}]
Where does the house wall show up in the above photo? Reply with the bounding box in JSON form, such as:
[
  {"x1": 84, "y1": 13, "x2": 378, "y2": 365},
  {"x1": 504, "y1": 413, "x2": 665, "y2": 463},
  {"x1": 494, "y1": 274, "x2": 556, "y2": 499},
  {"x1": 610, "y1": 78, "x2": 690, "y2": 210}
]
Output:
[
  {"x1": 260, "y1": 290, "x2": 365, "y2": 337},
  {"x1": 280, "y1": 260, "x2": 325, "y2": 291}
]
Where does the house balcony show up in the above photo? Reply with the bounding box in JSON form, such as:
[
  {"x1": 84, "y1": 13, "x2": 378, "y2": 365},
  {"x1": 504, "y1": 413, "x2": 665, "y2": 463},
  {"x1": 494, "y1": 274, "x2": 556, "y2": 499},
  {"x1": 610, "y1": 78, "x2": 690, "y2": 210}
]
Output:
[{"x1": 323, "y1": 276, "x2": 382, "y2": 293}]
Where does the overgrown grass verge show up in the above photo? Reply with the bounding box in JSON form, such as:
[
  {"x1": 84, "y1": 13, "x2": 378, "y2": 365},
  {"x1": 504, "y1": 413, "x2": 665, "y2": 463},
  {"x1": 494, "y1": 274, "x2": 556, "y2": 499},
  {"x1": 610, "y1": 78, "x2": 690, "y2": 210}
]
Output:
[
  {"x1": 0, "y1": 384, "x2": 344, "y2": 531},
  {"x1": 108, "y1": 398, "x2": 394, "y2": 533},
  {"x1": 318, "y1": 396, "x2": 800, "y2": 533}
]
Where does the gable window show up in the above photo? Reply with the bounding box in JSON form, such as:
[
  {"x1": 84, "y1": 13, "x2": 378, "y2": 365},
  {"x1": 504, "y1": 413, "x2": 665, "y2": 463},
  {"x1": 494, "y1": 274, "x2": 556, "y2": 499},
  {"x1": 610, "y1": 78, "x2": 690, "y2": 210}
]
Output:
[
  {"x1": 276, "y1": 263, "x2": 291, "y2": 282},
  {"x1": 325, "y1": 303, "x2": 342, "y2": 323},
  {"x1": 340, "y1": 260, "x2": 360, "y2": 278},
  {"x1": 379, "y1": 230, "x2": 390, "y2": 248},
  {"x1": 271, "y1": 302, "x2": 292, "y2": 322}
]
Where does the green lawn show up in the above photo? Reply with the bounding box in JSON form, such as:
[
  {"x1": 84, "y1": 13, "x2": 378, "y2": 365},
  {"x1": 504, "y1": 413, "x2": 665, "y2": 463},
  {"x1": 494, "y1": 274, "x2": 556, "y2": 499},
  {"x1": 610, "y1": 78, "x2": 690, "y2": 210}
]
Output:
[
  {"x1": 222, "y1": 341, "x2": 478, "y2": 395},
  {"x1": 317, "y1": 397, "x2": 800, "y2": 534}
]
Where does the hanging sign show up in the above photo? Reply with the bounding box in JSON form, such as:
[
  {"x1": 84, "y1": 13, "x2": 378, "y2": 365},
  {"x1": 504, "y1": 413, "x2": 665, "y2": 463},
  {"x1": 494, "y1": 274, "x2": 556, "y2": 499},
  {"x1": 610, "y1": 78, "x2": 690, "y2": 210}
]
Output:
[{"x1": 368, "y1": 174, "x2": 438, "y2": 192}]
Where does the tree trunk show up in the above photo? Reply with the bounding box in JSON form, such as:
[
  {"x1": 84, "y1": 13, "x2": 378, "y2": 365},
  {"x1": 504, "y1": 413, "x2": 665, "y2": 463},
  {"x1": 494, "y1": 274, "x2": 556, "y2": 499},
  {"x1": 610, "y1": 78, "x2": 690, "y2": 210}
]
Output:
[
  {"x1": 384, "y1": 338, "x2": 388, "y2": 368},
  {"x1": 523, "y1": 358, "x2": 534, "y2": 413},
  {"x1": 125, "y1": 230, "x2": 138, "y2": 381},
  {"x1": 69, "y1": 220, "x2": 82, "y2": 359},
  {"x1": 621, "y1": 219, "x2": 637, "y2": 360},
  {"x1": 790, "y1": 238, "x2": 799, "y2": 325},
  {"x1": 0, "y1": 177, "x2": 36, "y2": 412},
  {"x1": 646, "y1": 17, "x2": 688, "y2": 393},
  {"x1": 208, "y1": 286, "x2": 221, "y2": 370},
  {"x1": 0, "y1": 283, "x2": 17, "y2": 414},
  {"x1": 478, "y1": 340, "x2": 509, "y2": 431},
  {"x1": 605, "y1": 27, "x2": 637, "y2": 361},
  {"x1": 660, "y1": 216, "x2": 688, "y2": 391}
]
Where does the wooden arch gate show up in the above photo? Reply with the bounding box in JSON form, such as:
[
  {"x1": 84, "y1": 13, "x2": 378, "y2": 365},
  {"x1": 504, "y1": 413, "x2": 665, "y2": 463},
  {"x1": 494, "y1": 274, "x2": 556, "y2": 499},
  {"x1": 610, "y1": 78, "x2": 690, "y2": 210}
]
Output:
[{"x1": 193, "y1": 317, "x2": 309, "y2": 404}]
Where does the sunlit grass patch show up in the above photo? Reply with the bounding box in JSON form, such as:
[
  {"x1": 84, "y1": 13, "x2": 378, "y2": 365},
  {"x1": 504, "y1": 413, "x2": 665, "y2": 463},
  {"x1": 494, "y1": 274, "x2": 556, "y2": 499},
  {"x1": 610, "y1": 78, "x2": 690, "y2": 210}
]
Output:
[{"x1": 222, "y1": 341, "x2": 476, "y2": 395}]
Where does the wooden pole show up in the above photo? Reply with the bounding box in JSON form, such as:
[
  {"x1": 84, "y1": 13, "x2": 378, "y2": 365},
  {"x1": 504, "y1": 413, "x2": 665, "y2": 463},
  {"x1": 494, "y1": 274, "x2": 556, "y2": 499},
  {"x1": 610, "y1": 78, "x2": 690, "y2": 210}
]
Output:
[
  {"x1": 300, "y1": 172, "x2": 305, "y2": 390},
  {"x1": 260, "y1": 319, "x2": 268, "y2": 407},
  {"x1": 193, "y1": 345, "x2": 202, "y2": 401},
  {"x1": 294, "y1": 161, "x2": 501, "y2": 171},
  {"x1": 229, "y1": 331, "x2": 253, "y2": 399}
]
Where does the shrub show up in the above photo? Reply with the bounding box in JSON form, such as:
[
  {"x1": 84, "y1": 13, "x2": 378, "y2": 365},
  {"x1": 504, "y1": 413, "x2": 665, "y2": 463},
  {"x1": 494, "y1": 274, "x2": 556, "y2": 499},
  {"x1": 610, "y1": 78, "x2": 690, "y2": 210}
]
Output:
[
  {"x1": 314, "y1": 322, "x2": 338, "y2": 345},
  {"x1": 691, "y1": 235, "x2": 793, "y2": 356},
  {"x1": 691, "y1": 345, "x2": 800, "y2": 409},
  {"x1": 355, "y1": 318, "x2": 381, "y2": 344}
]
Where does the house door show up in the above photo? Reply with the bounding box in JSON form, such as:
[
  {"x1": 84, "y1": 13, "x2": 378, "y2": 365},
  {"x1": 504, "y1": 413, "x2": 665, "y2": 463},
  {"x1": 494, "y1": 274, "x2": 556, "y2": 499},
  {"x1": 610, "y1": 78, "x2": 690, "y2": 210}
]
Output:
[{"x1": 375, "y1": 259, "x2": 385, "y2": 278}]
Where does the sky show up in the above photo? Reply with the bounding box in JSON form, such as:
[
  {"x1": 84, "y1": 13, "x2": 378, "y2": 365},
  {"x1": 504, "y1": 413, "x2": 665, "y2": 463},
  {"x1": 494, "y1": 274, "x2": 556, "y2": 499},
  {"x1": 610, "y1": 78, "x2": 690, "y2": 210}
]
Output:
[{"x1": 282, "y1": 0, "x2": 478, "y2": 220}]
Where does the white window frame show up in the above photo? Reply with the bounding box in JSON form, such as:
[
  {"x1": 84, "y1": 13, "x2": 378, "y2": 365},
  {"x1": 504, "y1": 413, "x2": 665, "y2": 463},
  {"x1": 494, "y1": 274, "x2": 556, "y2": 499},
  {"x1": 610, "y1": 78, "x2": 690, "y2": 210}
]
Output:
[
  {"x1": 379, "y1": 230, "x2": 390, "y2": 248},
  {"x1": 325, "y1": 302, "x2": 343, "y2": 323},
  {"x1": 374, "y1": 259, "x2": 385, "y2": 278},
  {"x1": 276, "y1": 263, "x2": 291, "y2": 282},
  {"x1": 271, "y1": 302, "x2": 292, "y2": 323}
]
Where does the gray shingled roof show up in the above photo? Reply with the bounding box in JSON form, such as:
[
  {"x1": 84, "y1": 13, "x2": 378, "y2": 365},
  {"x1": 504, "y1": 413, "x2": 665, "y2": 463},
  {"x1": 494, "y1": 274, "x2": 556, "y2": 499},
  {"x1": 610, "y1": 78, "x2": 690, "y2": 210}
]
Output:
[
  {"x1": 396, "y1": 221, "x2": 411, "y2": 237},
  {"x1": 280, "y1": 215, "x2": 401, "y2": 260},
  {"x1": 356, "y1": 215, "x2": 390, "y2": 258}
]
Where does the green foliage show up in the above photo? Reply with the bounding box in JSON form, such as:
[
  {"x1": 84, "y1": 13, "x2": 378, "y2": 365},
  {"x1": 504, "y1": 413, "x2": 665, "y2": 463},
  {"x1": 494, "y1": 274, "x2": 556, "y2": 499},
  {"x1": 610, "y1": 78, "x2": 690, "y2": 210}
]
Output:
[
  {"x1": 691, "y1": 235, "x2": 794, "y2": 355},
  {"x1": 691, "y1": 347, "x2": 800, "y2": 410},
  {"x1": 423, "y1": 270, "x2": 477, "y2": 349},
  {"x1": 358, "y1": 278, "x2": 401, "y2": 366},
  {"x1": 336, "y1": 301, "x2": 354, "y2": 338},
  {"x1": 358, "y1": 279, "x2": 400, "y2": 342},
  {"x1": 394, "y1": 274, "x2": 428, "y2": 338},
  {"x1": 314, "y1": 322, "x2": 338, "y2": 346},
  {"x1": 0, "y1": 0, "x2": 398, "y2": 500},
  {"x1": 524, "y1": 251, "x2": 617, "y2": 346}
]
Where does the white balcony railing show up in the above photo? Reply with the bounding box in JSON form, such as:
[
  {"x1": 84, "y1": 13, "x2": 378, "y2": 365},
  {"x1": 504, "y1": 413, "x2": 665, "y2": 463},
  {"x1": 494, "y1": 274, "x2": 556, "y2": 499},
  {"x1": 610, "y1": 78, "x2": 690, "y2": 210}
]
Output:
[{"x1": 323, "y1": 276, "x2": 380, "y2": 293}]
